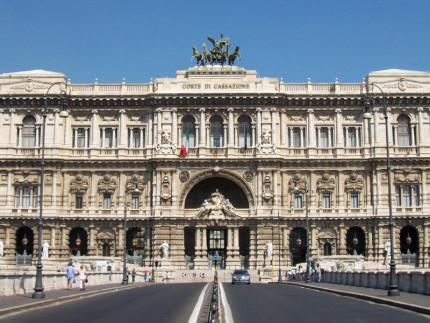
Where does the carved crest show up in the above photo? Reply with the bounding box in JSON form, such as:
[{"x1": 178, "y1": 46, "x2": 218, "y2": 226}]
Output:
[
  {"x1": 195, "y1": 189, "x2": 239, "y2": 219},
  {"x1": 160, "y1": 174, "x2": 171, "y2": 201},
  {"x1": 316, "y1": 172, "x2": 335, "y2": 193},
  {"x1": 97, "y1": 173, "x2": 117, "y2": 194},
  {"x1": 126, "y1": 174, "x2": 145, "y2": 193},
  {"x1": 344, "y1": 171, "x2": 364, "y2": 193},
  {"x1": 70, "y1": 173, "x2": 89, "y2": 194}
]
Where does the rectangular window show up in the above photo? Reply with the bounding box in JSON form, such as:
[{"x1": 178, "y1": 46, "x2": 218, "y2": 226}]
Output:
[
  {"x1": 76, "y1": 193, "x2": 83, "y2": 209},
  {"x1": 396, "y1": 185, "x2": 401, "y2": 206},
  {"x1": 105, "y1": 129, "x2": 113, "y2": 148},
  {"x1": 131, "y1": 193, "x2": 139, "y2": 209},
  {"x1": 292, "y1": 128, "x2": 301, "y2": 148},
  {"x1": 413, "y1": 185, "x2": 420, "y2": 206},
  {"x1": 14, "y1": 187, "x2": 20, "y2": 207},
  {"x1": 319, "y1": 127, "x2": 332, "y2": 148},
  {"x1": 322, "y1": 193, "x2": 331, "y2": 208},
  {"x1": 22, "y1": 187, "x2": 31, "y2": 208},
  {"x1": 212, "y1": 136, "x2": 221, "y2": 148},
  {"x1": 103, "y1": 193, "x2": 111, "y2": 209},
  {"x1": 348, "y1": 128, "x2": 357, "y2": 147},
  {"x1": 403, "y1": 185, "x2": 411, "y2": 207},
  {"x1": 76, "y1": 128, "x2": 86, "y2": 148},
  {"x1": 32, "y1": 187, "x2": 38, "y2": 208},
  {"x1": 350, "y1": 192, "x2": 359, "y2": 209},
  {"x1": 294, "y1": 193, "x2": 303, "y2": 209}
]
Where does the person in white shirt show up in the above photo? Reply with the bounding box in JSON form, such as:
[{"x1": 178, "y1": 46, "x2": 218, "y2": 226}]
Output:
[{"x1": 78, "y1": 265, "x2": 88, "y2": 290}]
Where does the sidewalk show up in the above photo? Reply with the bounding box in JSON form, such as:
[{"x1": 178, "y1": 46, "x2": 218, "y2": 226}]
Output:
[
  {"x1": 0, "y1": 282, "x2": 147, "y2": 317},
  {"x1": 283, "y1": 281, "x2": 430, "y2": 315}
]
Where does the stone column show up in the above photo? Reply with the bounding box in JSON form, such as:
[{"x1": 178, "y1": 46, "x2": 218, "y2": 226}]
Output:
[
  {"x1": 172, "y1": 108, "x2": 177, "y2": 146},
  {"x1": 199, "y1": 108, "x2": 206, "y2": 146},
  {"x1": 6, "y1": 171, "x2": 12, "y2": 206},
  {"x1": 366, "y1": 225, "x2": 374, "y2": 261},
  {"x1": 256, "y1": 108, "x2": 261, "y2": 145},
  {"x1": 118, "y1": 110, "x2": 127, "y2": 148},
  {"x1": 257, "y1": 171, "x2": 262, "y2": 207},
  {"x1": 422, "y1": 222, "x2": 429, "y2": 268},
  {"x1": 90, "y1": 110, "x2": 99, "y2": 148},
  {"x1": 280, "y1": 109, "x2": 287, "y2": 146},
  {"x1": 273, "y1": 170, "x2": 278, "y2": 206},
  {"x1": 335, "y1": 109, "x2": 343, "y2": 148},
  {"x1": 147, "y1": 112, "x2": 153, "y2": 148},
  {"x1": 307, "y1": 109, "x2": 315, "y2": 156},
  {"x1": 338, "y1": 224, "x2": 346, "y2": 255},
  {"x1": 271, "y1": 108, "x2": 277, "y2": 146},
  {"x1": 228, "y1": 108, "x2": 234, "y2": 147},
  {"x1": 9, "y1": 109, "x2": 16, "y2": 146}
]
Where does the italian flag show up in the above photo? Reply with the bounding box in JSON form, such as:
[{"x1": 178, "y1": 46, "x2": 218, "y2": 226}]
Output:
[{"x1": 180, "y1": 128, "x2": 189, "y2": 157}]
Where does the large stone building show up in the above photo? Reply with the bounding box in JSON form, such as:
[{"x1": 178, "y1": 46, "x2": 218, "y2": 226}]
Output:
[{"x1": 0, "y1": 64, "x2": 429, "y2": 270}]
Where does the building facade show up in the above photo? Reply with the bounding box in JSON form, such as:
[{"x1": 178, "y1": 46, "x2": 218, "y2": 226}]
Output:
[{"x1": 0, "y1": 66, "x2": 429, "y2": 270}]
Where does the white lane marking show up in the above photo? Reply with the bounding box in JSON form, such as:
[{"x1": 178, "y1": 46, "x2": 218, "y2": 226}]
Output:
[
  {"x1": 220, "y1": 282, "x2": 234, "y2": 323},
  {"x1": 188, "y1": 283, "x2": 209, "y2": 323}
]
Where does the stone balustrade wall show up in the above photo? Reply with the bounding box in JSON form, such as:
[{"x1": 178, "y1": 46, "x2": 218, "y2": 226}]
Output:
[{"x1": 321, "y1": 270, "x2": 430, "y2": 295}]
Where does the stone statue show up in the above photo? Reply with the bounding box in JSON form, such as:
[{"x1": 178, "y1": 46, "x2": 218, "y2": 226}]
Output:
[
  {"x1": 0, "y1": 239, "x2": 3, "y2": 257},
  {"x1": 384, "y1": 240, "x2": 391, "y2": 259},
  {"x1": 42, "y1": 240, "x2": 50, "y2": 259},
  {"x1": 160, "y1": 240, "x2": 169, "y2": 259},
  {"x1": 265, "y1": 240, "x2": 273, "y2": 261},
  {"x1": 191, "y1": 46, "x2": 204, "y2": 66},
  {"x1": 195, "y1": 189, "x2": 239, "y2": 218}
]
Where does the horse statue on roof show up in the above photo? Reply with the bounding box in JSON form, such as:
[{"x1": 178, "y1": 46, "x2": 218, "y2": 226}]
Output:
[
  {"x1": 191, "y1": 45, "x2": 204, "y2": 66},
  {"x1": 228, "y1": 45, "x2": 241, "y2": 66}
]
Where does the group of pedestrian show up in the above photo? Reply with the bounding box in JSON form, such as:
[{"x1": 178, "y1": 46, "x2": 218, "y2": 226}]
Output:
[
  {"x1": 285, "y1": 263, "x2": 323, "y2": 282},
  {"x1": 63, "y1": 261, "x2": 89, "y2": 291}
]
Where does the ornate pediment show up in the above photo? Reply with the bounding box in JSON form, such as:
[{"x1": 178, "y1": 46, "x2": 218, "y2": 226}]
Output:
[
  {"x1": 344, "y1": 171, "x2": 364, "y2": 193},
  {"x1": 97, "y1": 173, "x2": 117, "y2": 194},
  {"x1": 70, "y1": 173, "x2": 89, "y2": 194},
  {"x1": 195, "y1": 189, "x2": 239, "y2": 219},
  {"x1": 394, "y1": 169, "x2": 420, "y2": 184},
  {"x1": 126, "y1": 174, "x2": 145, "y2": 193},
  {"x1": 316, "y1": 172, "x2": 335, "y2": 193}
]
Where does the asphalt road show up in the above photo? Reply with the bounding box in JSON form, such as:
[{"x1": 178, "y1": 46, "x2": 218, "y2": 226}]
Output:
[
  {"x1": 2, "y1": 283, "x2": 207, "y2": 323},
  {"x1": 222, "y1": 283, "x2": 430, "y2": 323}
]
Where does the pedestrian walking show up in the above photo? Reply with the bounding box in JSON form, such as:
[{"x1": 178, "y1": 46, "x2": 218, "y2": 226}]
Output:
[
  {"x1": 132, "y1": 268, "x2": 136, "y2": 283},
  {"x1": 64, "y1": 261, "x2": 75, "y2": 290},
  {"x1": 316, "y1": 263, "x2": 322, "y2": 282},
  {"x1": 78, "y1": 265, "x2": 88, "y2": 291},
  {"x1": 126, "y1": 267, "x2": 130, "y2": 282},
  {"x1": 144, "y1": 272, "x2": 148, "y2": 282}
]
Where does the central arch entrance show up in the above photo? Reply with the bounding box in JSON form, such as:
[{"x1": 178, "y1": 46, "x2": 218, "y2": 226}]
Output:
[{"x1": 185, "y1": 177, "x2": 249, "y2": 209}]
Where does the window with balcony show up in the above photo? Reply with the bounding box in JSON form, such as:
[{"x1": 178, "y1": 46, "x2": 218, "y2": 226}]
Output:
[
  {"x1": 210, "y1": 115, "x2": 224, "y2": 148},
  {"x1": 73, "y1": 128, "x2": 90, "y2": 148},
  {"x1": 343, "y1": 127, "x2": 362, "y2": 148},
  {"x1": 22, "y1": 116, "x2": 37, "y2": 148},
  {"x1": 103, "y1": 193, "x2": 112, "y2": 209},
  {"x1": 316, "y1": 127, "x2": 333, "y2": 148},
  {"x1": 322, "y1": 193, "x2": 331, "y2": 208},
  {"x1": 100, "y1": 128, "x2": 117, "y2": 148},
  {"x1": 75, "y1": 193, "x2": 83, "y2": 209},
  {"x1": 131, "y1": 193, "x2": 140, "y2": 209},
  {"x1": 294, "y1": 193, "x2": 303, "y2": 209},
  {"x1": 396, "y1": 184, "x2": 419, "y2": 207},
  {"x1": 396, "y1": 115, "x2": 413, "y2": 146},
  {"x1": 238, "y1": 115, "x2": 252, "y2": 148},
  {"x1": 14, "y1": 186, "x2": 38, "y2": 208},
  {"x1": 128, "y1": 128, "x2": 145, "y2": 148},
  {"x1": 182, "y1": 116, "x2": 196, "y2": 148},
  {"x1": 350, "y1": 192, "x2": 359, "y2": 209}
]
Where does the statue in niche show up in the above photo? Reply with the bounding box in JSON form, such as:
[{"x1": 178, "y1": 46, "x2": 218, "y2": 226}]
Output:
[
  {"x1": 160, "y1": 241, "x2": 169, "y2": 259},
  {"x1": 42, "y1": 240, "x2": 50, "y2": 259},
  {"x1": 265, "y1": 241, "x2": 273, "y2": 261}
]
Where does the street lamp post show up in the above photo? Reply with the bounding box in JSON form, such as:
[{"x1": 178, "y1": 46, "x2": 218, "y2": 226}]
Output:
[
  {"x1": 362, "y1": 83, "x2": 400, "y2": 296},
  {"x1": 151, "y1": 209, "x2": 155, "y2": 282},
  {"x1": 295, "y1": 181, "x2": 311, "y2": 283},
  {"x1": 122, "y1": 186, "x2": 140, "y2": 285},
  {"x1": 278, "y1": 211, "x2": 282, "y2": 283},
  {"x1": 32, "y1": 82, "x2": 70, "y2": 299}
]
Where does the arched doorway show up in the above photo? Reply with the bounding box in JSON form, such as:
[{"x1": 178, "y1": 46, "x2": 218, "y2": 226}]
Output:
[
  {"x1": 126, "y1": 227, "x2": 144, "y2": 256},
  {"x1": 400, "y1": 225, "x2": 419, "y2": 266},
  {"x1": 346, "y1": 226, "x2": 365, "y2": 256},
  {"x1": 16, "y1": 226, "x2": 34, "y2": 255},
  {"x1": 69, "y1": 227, "x2": 88, "y2": 256},
  {"x1": 290, "y1": 228, "x2": 307, "y2": 266},
  {"x1": 185, "y1": 177, "x2": 249, "y2": 208}
]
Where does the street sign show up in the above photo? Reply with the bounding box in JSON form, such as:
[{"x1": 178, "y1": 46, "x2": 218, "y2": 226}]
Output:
[{"x1": 213, "y1": 253, "x2": 218, "y2": 260}]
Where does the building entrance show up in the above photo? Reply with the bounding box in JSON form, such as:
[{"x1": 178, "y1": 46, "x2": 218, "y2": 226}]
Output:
[{"x1": 207, "y1": 229, "x2": 227, "y2": 269}]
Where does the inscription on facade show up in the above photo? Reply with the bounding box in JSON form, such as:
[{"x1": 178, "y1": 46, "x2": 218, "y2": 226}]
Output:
[{"x1": 182, "y1": 83, "x2": 250, "y2": 90}]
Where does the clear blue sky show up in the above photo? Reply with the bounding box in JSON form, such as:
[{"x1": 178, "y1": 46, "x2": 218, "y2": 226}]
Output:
[{"x1": 1, "y1": 1, "x2": 429, "y2": 84}]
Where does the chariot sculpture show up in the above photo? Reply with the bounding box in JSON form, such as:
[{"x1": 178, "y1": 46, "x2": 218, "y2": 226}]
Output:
[{"x1": 192, "y1": 34, "x2": 241, "y2": 66}]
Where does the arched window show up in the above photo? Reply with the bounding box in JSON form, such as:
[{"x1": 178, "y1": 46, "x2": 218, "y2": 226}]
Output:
[
  {"x1": 182, "y1": 116, "x2": 196, "y2": 148},
  {"x1": 210, "y1": 115, "x2": 224, "y2": 147},
  {"x1": 238, "y1": 115, "x2": 252, "y2": 148},
  {"x1": 397, "y1": 115, "x2": 411, "y2": 146},
  {"x1": 22, "y1": 116, "x2": 37, "y2": 147}
]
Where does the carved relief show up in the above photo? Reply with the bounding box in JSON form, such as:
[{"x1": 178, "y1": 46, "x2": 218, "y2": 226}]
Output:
[
  {"x1": 97, "y1": 173, "x2": 117, "y2": 194},
  {"x1": 69, "y1": 173, "x2": 89, "y2": 193},
  {"x1": 243, "y1": 171, "x2": 254, "y2": 182},
  {"x1": 195, "y1": 189, "x2": 239, "y2": 219},
  {"x1": 316, "y1": 172, "x2": 335, "y2": 193},
  {"x1": 13, "y1": 172, "x2": 39, "y2": 187},
  {"x1": 344, "y1": 171, "x2": 364, "y2": 193},
  {"x1": 126, "y1": 174, "x2": 145, "y2": 193},
  {"x1": 156, "y1": 129, "x2": 176, "y2": 155},
  {"x1": 179, "y1": 171, "x2": 190, "y2": 183},
  {"x1": 394, "y1": 169, "x2": 420, "y2": 184},
  {"x1": 257, "y1": 130, "x2": 277, "y2": 154},
  {"x1": 262, "y1": 173, "x2": 273, "y2": 201},
  {"x1": 160, "y1": 174, "x2": 171, "y2": 201},
  {"x1": 288, "y1": 172, "x2": 306, "y2": 193}
]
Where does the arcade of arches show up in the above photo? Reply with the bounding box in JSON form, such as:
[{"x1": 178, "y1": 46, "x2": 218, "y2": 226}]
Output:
[{"x1": 3, "y1": 176, "x2": 428, "y2": 270}]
